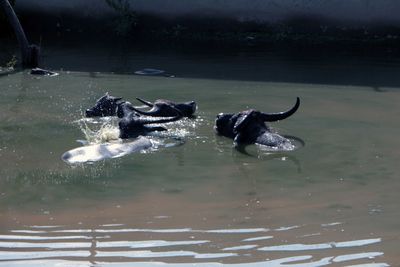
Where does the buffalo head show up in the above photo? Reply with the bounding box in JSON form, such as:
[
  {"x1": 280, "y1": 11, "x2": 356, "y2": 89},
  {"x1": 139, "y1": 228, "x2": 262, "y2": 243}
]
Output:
[
  {"x1": 85, "y1": 93, "x2": 123, "y2": 117},
  {"x1": 214, "y1": 97, "x2": 300, "y2": 147},
  {"x1": 116, "y1": 101, "x2": 137, "y2": 118}
]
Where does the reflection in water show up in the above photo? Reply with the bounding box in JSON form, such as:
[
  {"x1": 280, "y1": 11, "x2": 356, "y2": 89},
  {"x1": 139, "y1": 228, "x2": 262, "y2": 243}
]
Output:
[{"x1": 0, "y1": 224, "x2": 387, "y2": 266}]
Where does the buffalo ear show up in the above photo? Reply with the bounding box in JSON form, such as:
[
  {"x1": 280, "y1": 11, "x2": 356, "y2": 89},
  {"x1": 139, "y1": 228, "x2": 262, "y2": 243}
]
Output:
[{"x1": 233, "y1": 111, "x2": 257, "y2": 134}]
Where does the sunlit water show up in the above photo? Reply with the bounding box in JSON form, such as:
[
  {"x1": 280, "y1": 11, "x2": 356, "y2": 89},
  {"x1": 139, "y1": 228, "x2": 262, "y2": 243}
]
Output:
[{"x1": 1, "y1": 63, "x2": 399, "y2": 266}]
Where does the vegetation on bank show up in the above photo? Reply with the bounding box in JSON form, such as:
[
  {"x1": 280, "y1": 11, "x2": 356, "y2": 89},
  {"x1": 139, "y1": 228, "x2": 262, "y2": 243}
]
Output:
[
  {"x1": 105, "y1": 0, "x2": 137, "y2": 36},
  {"x1": 0, "y1": 55, "x2": 17, "y2": 75}
]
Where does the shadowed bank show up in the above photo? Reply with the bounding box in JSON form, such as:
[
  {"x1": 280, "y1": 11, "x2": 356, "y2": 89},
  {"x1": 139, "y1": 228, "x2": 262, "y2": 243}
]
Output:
[{"x1": 2, "y1": 1, "x2": 400, "y2": 88}]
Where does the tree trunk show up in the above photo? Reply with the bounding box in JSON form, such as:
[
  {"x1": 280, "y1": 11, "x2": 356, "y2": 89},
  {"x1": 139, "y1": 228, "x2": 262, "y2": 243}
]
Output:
[{"x1": 0, "y1": 0, "x2": 39, "y2": 68}]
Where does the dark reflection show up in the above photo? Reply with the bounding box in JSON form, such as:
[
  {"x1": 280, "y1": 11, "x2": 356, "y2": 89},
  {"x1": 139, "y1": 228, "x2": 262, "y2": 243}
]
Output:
[
  {"x1": 6, "y1": 38, "x2": 400, "y2": 88},
  {"x1": 3, "y1": 32, "x2": 400, "y2": 88}
]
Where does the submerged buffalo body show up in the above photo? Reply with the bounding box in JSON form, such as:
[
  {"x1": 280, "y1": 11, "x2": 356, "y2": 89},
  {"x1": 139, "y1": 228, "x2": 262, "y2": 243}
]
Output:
[
  {"x1": 118, "y1": 112, "x2": 182, "y2": 139},
  {"x1": 129, "y1": 98, "x2": 197, "y2": 117},
  {"x1": 62, "y1": 136, "x2": 153, "y2": 164},
  {"x1": 214, "y1": 97, "x2": 300, "y2": 147}
]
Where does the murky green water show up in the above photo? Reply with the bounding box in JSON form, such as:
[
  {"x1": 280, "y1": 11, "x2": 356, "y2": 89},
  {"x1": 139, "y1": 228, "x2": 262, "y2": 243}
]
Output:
[{"x1": 0, "y1": 63, "x2": 399, "y2": 266}]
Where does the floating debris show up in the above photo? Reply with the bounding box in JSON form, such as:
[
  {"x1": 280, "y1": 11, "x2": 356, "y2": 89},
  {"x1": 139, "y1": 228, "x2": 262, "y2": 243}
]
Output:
[
  {"x1": 30, "y1": 68, "x2": 59, "y2": 77},
  {"x1": 134, "y1": 68, "x2": 165, "y2": 75}
]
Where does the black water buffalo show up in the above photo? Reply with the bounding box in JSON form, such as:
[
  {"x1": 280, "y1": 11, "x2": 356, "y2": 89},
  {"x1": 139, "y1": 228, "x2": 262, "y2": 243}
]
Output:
[
  {"x1": 119, "y1": 112, "x2": 182, "y2": 139},
  {"x1": 129, "y1": 98, "x2": 197, "y2": 117},
  {"x1": 85, "y1": 93, "x2": 123, "y2": 117},
  {"x1": 116, "y1": 101, "x2": 137, "y2": 118},
  {"x1": 86, "y1": 94, "x2": 196, "y2": 118},
  {"x1": 85, "y1": 94, "x2": 184, "y2": 139},
  {"x1": 214, "y1": 97, "x2": 300, "y2": 147}
]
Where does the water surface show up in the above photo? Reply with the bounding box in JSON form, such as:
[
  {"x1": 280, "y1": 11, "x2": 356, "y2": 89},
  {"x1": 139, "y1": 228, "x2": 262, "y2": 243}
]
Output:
[{"x1": 0, "y1": 51, "x2": 399, "y2": 266}]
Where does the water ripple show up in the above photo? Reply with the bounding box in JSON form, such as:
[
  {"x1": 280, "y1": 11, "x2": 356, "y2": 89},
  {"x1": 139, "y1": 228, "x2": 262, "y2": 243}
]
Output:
[
  {"x1": 96, "y1": 240, "x2": 209, "y2": 249},
  {"x1": 0, "y1": 241, "x2": 91, "y2": 249},
  {"x1": 258, "y1": 238, "x2": 381, "y2": 251},
  {"x1": 96, "y1": 250, "x2": 237, "y2": 259},
  {"x1": 0, "y1": 250, "x2": 90, "y2": 261},
  {"x1": 0, "y1": 234, "x2": 108, "y2": 240},
  {"x1": 0, "y1": 225, "x2": 387, "y2": 266}
]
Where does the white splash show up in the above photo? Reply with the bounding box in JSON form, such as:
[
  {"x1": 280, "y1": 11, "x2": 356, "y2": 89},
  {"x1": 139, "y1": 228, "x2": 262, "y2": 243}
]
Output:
[{"x1": 78, "y1": 118, "x2": 120, "y2": 144}]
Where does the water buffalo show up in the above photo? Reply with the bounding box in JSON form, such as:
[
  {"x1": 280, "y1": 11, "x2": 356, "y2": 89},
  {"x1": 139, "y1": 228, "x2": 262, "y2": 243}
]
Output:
[
  {"x1": 86, "y1": 95, "x2": 196, "y2": 118},
  {"x1": 85, "y1": 93, "x2": 123, "y2": 117},
  {"x1": 119, "y1": 112, "x2": 182, "y2": 139},
  {"x1": 129, "y1": 98, "x2": 197, "y2": 117},
  {"x1": 116, "y1": 101, "x2": 137, "y2": 118},
  {"x1": 214, "y1": 97, "x2": 300, "y2": 148}
]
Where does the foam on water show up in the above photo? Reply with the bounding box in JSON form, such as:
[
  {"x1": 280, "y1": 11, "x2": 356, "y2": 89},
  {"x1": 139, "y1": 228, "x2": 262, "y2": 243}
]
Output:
[
  {"x1": 75, "y1": 115, "x2": 199, "y2": 148},
  {"x1": 77, "y1": 118, "x2": 120, "y2": 144},
  {"x1": 256, "y1": 135, "x2": 303, "y2": 152}
]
